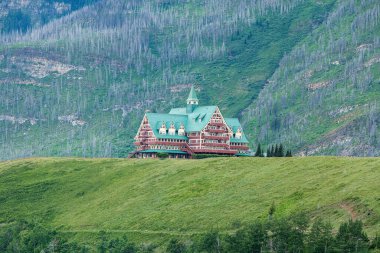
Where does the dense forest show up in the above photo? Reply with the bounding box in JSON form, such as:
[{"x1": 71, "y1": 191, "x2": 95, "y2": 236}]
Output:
[
  {"x1": 1, "y1": 216, "x2": 379, "y2": 252},
  {"x1": 0, "y1": 0, "x2": 379, "y2": 160}
]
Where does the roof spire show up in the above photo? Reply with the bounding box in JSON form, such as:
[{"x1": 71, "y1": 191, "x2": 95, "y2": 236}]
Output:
[
  {"x1": 186, "y1": 85, "x2": 199, "y2": 113},
  {"x1": 187, "y1": 85, "x2": 199, "y2": 103}
]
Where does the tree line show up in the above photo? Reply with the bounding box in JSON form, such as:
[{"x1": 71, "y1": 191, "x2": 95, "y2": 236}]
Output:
[
  {"x1": 255, "y1": 143, "x2": 292, "y2": 157},
  {"x1": 1, "y1": 216, "x2": 379, "y2": 253}
]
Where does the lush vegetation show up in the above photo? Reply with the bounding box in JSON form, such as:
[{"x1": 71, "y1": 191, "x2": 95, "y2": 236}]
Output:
[
  {"x1": 1, "y1": 217, "x2": 379, "y2": 252},
  {"x1": 245, "y1": 0, "x2": 380, "y2": 156},
  {"x1": 0, "y1": 157, "x2": 379, "y2": 246},
  {"x1": 2, "y1": 0, "x2": 377, "y2": 160}
]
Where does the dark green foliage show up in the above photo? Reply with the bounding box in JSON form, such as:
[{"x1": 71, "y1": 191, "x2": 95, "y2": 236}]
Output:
[
  {"x1": 166, "y1": 238, "x2": 187, "y2": 253},
  {"x1": 1, "y1": 218, "x2": 378, "y2": 252},
  {"x1": 370, "y1": 234, "x2": 380, "y2": 250},
  {"x1": 0, "y1": 221, "x2": 88, "y2": 253},
  {"x1": 267, "y1": 147, "x2": 272, "y2": 157},
  {"x1": 270, "y1": 145, "x2": 276, "y2": 157},
  {"x1": 335, "y1": 220, "x2": 369, "y2": 253},
  {"x1": 2, "y1": 10, "x2": 31, "y2": 34},
  {"x1": 274, "y1": 145, "x2": 279, "y2": 157},
  {"x1": 192, "y1": 154, "x2": 230, "y2": 159},
  {"x1": 268, "y1": 202, "x2": 276, "y2": 220},
  {"x1": 307, "y1": 218, "x2": 334, "y2": 253},
  {"x1": 225, "y1": 221, "x2": 268, "y2": 253},
  {"x1": 266, "y1": 213, "x2": 309, "y2": 253},
  {"x1": 278, "y1": 144, "x2": 284, "y2": 157},
  {"x1": 286, "y1": 150, "x2": 293, "y2": 157},
  {"x1": 197, "y1": 230, "x2": 221, "y2": 253},
  {"x1": 267, "y1": 144, "x2": 292, "y2": 157},
  {"x1": 97, "y1": 231, "x2": 138, "y2": 253},
  {"x1": 157, "y1": 152, "x2": 169, "y2": 159},
  {"x1": 255, "y1": 143, "x2": 264, "y2": 157}
]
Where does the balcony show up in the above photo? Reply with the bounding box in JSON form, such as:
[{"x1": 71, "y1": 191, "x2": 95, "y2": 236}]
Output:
[
  {"x1": 147, "y1": 141, "x2": 185, "y2": 146},
  {"x1": 192, "y1": 149, "x2": 237, "y2": 155},
  {"x1": 208, "y1": 121, "x2": 225, "y2": 127},
  {"x1": 203, "y1": 142, "x2": 229, "y2": 148},
  {"x1": 206, "y1": 128, "x2": 226, "y2": 133},
  {"x1": 203, "y1": 135, "x2": 229, "y2": 140}
]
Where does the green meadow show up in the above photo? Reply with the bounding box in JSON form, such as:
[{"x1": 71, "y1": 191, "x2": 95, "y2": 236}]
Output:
[{"x1": 0, "y1": 157, "x2": 379, "y2": 244}]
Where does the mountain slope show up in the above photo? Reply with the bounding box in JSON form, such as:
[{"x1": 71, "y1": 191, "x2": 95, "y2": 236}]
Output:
[
  {"x1": 244, "y1": 0, "x2": 380, "y2": 156},
  {"x1": 0, "y1": 0, "x2": 379, "y2": 160},
  {"x1": 0, "y1": 157, "x2": 379, "y2": 243},
  {"x1": 0, "y1": 0, "x2": 330, "y2": 160}
]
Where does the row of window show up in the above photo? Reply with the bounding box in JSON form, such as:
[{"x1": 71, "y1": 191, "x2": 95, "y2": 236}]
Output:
[{"x1": 150, "y1": 145, "x2": 182, "y2": 150}]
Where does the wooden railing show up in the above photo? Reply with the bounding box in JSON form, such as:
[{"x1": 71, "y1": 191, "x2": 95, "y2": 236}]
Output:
[
  {"x1": 203, "y1": 135, "x2": 229, "y2": 140},
  {"x1": 203, "y1": 142, "x2": 229, "y2": 148},
  {"x1": 192, "y1": 148, "x2": 237, "y2": 155},
  {"x1": 206, "y1": 129, "x2": 226, "y2": 133}
]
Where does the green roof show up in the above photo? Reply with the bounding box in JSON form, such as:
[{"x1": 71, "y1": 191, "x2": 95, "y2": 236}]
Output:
[
  {"x1": 145, "y1": 111, "x2": 248, "y2": 143},
  {"x1": 187, "y1": 85, "x2": 198, "y2": 102},
  {"x1": 235, "y1": 153, "x2": 252, "y2": 157},
  {"x1": 225, "y1": 118, "x2": 249, "y2": 143},
  {"x1": 146, "y1": 113, "x2": 188, "y2": 140},
  {"x1": 169, "y1": 106, "x2": 217, "y2": 132}
]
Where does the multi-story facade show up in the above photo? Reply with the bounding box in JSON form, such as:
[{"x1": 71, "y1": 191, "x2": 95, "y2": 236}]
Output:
[{"x1": 132, "y1": 86, "x2": 250, "y2": 158}]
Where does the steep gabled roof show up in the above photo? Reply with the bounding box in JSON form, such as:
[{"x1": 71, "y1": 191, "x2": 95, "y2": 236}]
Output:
[
  {"x1": 145, "y1": 113, "x2": 188, "y2": 140},
  {"x1": 169, "y1": 106, "x2": 217, "y2": 132},
  {"x1": 225, "y1": 118, "x2": 249, "y2": 143}
]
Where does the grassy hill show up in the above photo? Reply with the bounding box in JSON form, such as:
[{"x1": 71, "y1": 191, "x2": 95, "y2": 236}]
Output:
[{"x1": 0, "y1": 157, "x2": 379, "y2": 245}]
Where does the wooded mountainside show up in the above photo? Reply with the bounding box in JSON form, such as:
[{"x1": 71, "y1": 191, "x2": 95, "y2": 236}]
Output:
[{"x1": 0, "y1": 0, "x2": 379, "y2": 160}]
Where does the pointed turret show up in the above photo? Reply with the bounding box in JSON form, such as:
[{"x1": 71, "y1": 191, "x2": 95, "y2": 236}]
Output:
[{"x1": 186, "y1": 85, "x2": 199, "y2": 113}]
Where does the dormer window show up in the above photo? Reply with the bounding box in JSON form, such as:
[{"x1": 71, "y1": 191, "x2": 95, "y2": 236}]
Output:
[
  {"x1": 235, "y1": 128, "x2": 242, "y2": 139},
  {"x1": 168, "y1": 122, "x2": 176, "y2": 135},
  {"x1": 178, "y1": 123, "x2": 186, "y2": 136},
  {"x1": 159, "y1": 122, "x2": 167, "y2": 135}
]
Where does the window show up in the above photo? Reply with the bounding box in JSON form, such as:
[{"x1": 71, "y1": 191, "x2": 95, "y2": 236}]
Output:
[{"x1": 159, "y1": 122, "x2": 167, "y2": 135}]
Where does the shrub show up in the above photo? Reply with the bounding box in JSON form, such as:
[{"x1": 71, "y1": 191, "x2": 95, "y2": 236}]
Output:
[{"x1": 157, "y1": 152, "x2": 169, "y2": 159}]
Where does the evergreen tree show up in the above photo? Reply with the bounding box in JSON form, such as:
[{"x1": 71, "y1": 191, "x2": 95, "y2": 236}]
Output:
[
  {"x1": 335, "y1": 219, "x2": 369, "y2": 252},
  {"x1": 267, "y1": 147, "x2": 272, "y2": 157},
  {"x1": 255, "y1": 143, "x2": 262, "y2": 157},
  {"x1": 274, "y1": 144, "x2": 279, "y2": 157},
  {"x1": 166, "y1": 238, "x2": 186, "y2": 253},
  {"x1": 271, "y1": 145, "x2": 275, "y2": 157},
  {"x1": 198, "y1": 230, "x2": 221, "y2": 253},
  {"x1": 225, "y1": 221, "x2": 268, "y2": 253},
  {"x1": 307, "y1": 218, "x2": 334, "y2": 253},
  {"x1": 285, "y1": 150, "x2": 292, "y2": 157},
  {"x1": 279, "y1": 144, "x2": 284, "y2": 157}
]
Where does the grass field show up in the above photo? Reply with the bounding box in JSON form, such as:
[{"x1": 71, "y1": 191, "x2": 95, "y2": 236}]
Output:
[{"x1": 0, "y1": 157, "x2": 379, "y2": 245}]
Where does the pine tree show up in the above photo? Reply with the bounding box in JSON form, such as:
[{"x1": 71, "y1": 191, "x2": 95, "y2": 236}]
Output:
[
  {"x1": 255, "y1": 144, "x2": 262, "y2": 157},
  {"x1": 274, "y1": 144, "x2": 279, "y2": 157},
  {"x1": 279, "y1": 144, "x2": 284, "y2": 157},
  {"x1": 267, "y1": 147, "x2": 271, "y2": 157},
  {"x1": 271, "y1": 145, "x2": 275, "y2": 157}
]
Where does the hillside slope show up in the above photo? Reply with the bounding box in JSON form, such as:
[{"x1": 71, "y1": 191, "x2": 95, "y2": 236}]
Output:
[
  {"x1": 0, "y1": 157, "x2": 379, "y2": 243},
  {"x1": 0, "y1": 0, "x2": 335, "y2": 160},
  {"x1": 244, "y1": 0, "x2": 380, "y2": 156}
]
